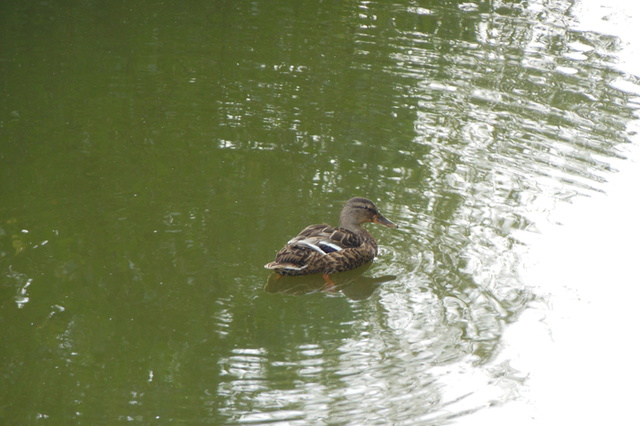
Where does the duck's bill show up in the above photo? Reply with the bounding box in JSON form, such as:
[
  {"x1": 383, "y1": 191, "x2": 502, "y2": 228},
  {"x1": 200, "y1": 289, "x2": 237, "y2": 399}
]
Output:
[{"x1": 374, "y1": 214, "x2": 398, "y2": 229}]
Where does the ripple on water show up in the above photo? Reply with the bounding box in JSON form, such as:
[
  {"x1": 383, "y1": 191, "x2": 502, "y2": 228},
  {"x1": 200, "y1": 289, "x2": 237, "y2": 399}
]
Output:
[{"x1": 221, "y1": 0, "x2": 636, "y2": 423}]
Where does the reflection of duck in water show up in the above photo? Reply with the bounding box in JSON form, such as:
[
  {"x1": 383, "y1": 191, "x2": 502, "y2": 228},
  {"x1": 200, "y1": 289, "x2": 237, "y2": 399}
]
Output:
[
  {"x1": 264, "y1": 197, "x2": 397, "y2": 281},
  {"x1": 265, "y1": 262, "x2": 396, "y2": 300}
]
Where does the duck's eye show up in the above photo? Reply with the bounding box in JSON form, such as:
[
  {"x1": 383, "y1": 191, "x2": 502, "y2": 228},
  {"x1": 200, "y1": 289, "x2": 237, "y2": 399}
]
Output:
[{"x1": 355, "y1": 204, "x2": 376, "y2": 214}]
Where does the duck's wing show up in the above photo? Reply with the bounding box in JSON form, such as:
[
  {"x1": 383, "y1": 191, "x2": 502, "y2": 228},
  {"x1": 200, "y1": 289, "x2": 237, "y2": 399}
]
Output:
[
  {"x1": 287, "y1": 224, "x2": 362, "y2": 254},
  {"x1": 265, "y1": 225, "x2": 372, "y2": 274}
]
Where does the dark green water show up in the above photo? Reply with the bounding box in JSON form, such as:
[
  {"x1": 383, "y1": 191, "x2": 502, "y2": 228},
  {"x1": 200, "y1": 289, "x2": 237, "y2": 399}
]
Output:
[{"x1": 1, "y1": 0, "x2": 637, "y2": 424}]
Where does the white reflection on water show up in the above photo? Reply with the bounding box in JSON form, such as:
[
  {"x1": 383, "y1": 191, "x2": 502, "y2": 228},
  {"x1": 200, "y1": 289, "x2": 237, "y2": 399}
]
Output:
[
  {"x1": 468, "y1": 134, "x2": 640, "y2": 426},
  {"x1": 384, "y1": 0, "x2": 635, "y2": 420},
  {"x1": 457, "y1": 0, "x2": 640, "y2": 424}
]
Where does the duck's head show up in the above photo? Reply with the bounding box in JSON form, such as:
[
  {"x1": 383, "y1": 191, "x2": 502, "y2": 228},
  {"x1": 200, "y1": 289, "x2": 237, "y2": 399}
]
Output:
[{"x1": 339, "y1": 197, "x2": 398, "y2": 230}]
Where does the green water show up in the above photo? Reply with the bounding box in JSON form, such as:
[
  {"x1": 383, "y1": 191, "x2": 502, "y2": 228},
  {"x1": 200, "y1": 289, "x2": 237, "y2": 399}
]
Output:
[{"x1": 1, "y1": 0, "x2": 637, "y2": 424}]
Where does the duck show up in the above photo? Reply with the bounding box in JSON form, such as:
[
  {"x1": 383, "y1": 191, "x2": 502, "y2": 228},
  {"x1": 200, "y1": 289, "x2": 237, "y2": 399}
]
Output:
[{"x1": 265, "y1": 197, "x2": 397, "y2": 277}]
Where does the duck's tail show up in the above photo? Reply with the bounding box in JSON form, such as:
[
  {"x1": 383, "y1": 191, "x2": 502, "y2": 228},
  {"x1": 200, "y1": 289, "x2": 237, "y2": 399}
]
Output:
[{"x1": 264, "y1": 262, "x2": 308, "y2": 273}]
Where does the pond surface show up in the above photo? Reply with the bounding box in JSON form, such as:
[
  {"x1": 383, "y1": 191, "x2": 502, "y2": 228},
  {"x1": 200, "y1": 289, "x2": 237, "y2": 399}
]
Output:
[{"x1": 1, "y1": 0, "x2": 639, "y2": 424}]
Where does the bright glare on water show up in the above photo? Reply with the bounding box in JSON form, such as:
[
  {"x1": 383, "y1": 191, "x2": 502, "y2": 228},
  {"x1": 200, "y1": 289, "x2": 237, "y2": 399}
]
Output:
[{"x1": 1, "y1": 0, "x2": 639, "y2": 424}]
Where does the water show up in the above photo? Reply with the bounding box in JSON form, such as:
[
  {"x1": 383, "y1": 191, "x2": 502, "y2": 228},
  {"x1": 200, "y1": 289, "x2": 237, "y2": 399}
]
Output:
[{"x1": 1, "y1": 0, "x2": 638, "y2": 424}]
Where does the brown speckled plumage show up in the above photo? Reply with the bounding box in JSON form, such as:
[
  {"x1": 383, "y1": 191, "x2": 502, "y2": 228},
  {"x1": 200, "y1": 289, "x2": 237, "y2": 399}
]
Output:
[{"x1": 265, "y1": 197, "x2": 397, "y2": 276}]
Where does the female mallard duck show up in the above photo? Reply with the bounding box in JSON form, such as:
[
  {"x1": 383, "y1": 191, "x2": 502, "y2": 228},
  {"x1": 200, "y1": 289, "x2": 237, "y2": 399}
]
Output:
[{"x1": 265, "y1": 197, "x2": 397, "y2": 276}]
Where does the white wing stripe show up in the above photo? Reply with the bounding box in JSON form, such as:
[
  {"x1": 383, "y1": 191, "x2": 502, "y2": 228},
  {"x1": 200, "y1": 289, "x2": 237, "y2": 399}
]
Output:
[
  {"x1": 282, "y1": 265, "x2": 308, "y2": 271},
  {"x1": 299, "y1": 241, "x2": 327, "y2": 255}
]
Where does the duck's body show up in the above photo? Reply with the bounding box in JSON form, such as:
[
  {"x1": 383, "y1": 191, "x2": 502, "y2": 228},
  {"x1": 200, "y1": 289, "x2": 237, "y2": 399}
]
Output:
[{"x1": 265, "y1": 197, "x2": 397, "y2": 276}]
